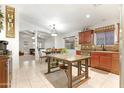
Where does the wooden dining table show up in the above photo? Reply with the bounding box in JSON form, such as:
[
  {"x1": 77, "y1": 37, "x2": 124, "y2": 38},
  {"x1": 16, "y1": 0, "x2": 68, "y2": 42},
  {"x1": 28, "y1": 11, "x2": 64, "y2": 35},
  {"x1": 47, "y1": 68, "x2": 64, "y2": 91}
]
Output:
[{"x1": 45, "y1": 54, "x2": 91, "y2": 88}]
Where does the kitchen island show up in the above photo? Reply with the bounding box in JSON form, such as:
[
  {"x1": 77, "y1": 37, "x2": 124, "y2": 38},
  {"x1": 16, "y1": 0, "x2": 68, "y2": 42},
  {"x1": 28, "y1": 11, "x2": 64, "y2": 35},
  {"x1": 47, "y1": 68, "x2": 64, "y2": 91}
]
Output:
[{"x1": 45, "y1": 54, "x2": 91, "y2": 88}]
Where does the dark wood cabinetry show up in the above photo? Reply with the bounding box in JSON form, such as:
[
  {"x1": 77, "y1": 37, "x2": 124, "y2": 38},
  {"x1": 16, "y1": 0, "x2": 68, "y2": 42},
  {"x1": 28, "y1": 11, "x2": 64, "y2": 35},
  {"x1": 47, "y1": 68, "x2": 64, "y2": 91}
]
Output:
[
  {"x1": 99, "y1": 55, "x2": 112, "y2": 71},
  {"x1": 91, "y1": 52, "x2": 119, "y2": 74},
  {"x1": 79, "y1": 32, "x2": 83, "y2": 44},
  {"x1": 0, "y1": 56, "x2": 12, "y2": 88},
  {"x1": 79, "y1": 30, "x2": 93, "y2": 44},
  {"x1": 84, "y1": 31, "x2": 92, "y2": 43},
  {"x1": 111, "y1": 53, "x2": 120, "y2": 74},
  {"x1": 91, "y1": 54, "x2": 99, "y2": 68}
]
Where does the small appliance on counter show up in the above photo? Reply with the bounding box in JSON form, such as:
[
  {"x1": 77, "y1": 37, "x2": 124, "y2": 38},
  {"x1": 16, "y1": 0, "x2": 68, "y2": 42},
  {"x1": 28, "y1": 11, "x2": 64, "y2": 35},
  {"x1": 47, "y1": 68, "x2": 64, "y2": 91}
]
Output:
[{"x1": 0, "y1": 40, "x2": 9, "y2": 55}]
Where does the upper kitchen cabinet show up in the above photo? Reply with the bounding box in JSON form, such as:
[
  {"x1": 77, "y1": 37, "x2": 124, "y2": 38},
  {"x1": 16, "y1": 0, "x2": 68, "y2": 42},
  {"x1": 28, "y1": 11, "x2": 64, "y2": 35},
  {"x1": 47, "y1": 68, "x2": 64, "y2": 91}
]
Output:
[
  {"x1": 79, "y1": 30, "x2": 94, "y2": 44},
  {"x1": 79, "y1": 32, "x2": 84, "y2": 44}
]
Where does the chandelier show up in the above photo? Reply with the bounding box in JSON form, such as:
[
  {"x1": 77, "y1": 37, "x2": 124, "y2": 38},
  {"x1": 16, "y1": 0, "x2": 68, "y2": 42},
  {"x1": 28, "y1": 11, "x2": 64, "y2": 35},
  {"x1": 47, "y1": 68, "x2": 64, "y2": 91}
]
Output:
[{"x1": 49, "y1": 24, "x2": 58, "y2": 36}]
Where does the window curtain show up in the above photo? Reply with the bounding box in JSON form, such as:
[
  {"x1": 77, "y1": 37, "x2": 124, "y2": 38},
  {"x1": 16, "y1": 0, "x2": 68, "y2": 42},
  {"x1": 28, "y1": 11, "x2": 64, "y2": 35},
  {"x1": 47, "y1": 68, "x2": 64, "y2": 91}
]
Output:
[
  {"x1": 96, "y1": 32, "x2": 105, "y2": 45},
  {"x1": 96, "y1": 31, "x2": 114, "y2": 45},
  {"x1": 105, "y1": 31, "x2": 114, "y2": 45}
]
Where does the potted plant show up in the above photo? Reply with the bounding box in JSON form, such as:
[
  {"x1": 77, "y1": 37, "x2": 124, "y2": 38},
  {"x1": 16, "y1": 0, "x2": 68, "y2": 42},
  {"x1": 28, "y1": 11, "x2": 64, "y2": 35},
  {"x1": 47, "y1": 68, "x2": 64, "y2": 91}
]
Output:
[{"x1": 0, "y1": 9, "x2": 4, "y2": 32}]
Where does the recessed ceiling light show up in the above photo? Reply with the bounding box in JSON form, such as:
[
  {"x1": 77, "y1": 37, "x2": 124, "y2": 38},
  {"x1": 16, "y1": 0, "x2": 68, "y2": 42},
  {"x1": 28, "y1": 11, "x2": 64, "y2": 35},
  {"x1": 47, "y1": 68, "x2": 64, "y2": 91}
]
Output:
[
  {"x1": 86, "y1": 14, "x2": 90, "y2": 18},
  {"x1": 93, "y1": 4, "x2": 102, "y2": 7},
  {"x1": 51, "y1": 33, "x2": 58, "y2": 37},
  {"x1": 32, "y1": 37, "x2": 35, "y2": 39}
]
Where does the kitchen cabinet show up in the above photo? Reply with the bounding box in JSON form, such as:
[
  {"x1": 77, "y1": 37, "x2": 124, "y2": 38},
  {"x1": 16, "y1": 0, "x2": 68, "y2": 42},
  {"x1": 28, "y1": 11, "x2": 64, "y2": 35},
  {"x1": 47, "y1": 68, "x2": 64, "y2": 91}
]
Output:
[
  {"x1": 99, "y1": 56, "x2": 112, "y2": 71},
  {"x1": 91, "y1": 52, "x2": 119, "y2": 74},
  {"x1": 111, "y1": 53, "x2": 120, "y2": 74},
  {"x1": 0, "y1": 56, "x2": 12, "y2": 88},
  {"x1": 79, "y1": 32, "x2": 84, "y2": 44},
  {"x1": 117, "y1": 23, "x2": 120, "y2": 44},
  {"x1": 84, "y1": 31, "x2": 92, "y2": 43},
  {"x1": 91, "y1": 54, "x2": 99, "y2": 68},
  {"x1": 79, "y1": 30, "x2": 93, "y2": 44},
  {"x1": 76, "y1": 50, "x2": 81, "y2": 55}
]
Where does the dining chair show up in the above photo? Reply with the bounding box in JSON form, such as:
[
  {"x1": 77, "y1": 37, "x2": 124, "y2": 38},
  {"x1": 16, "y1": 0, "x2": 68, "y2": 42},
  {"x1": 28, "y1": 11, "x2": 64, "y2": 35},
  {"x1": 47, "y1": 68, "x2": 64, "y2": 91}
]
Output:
[{"x1": 39, "y1": 50, "x2": 46, "y2": 63}]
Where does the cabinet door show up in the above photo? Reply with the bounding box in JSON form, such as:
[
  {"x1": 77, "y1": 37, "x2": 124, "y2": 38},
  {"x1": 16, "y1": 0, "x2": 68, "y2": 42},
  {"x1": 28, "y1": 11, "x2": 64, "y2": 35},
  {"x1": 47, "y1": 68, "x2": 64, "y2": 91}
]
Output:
[
  {"x1": 99, "y1": 56, "x2": 112, "y2": 71},
  {"x1": 79, "y1": 32, "x2": 84, "y2": 44},
  {"x1": 112, "y1": 54, "x2": 119, "y2": 74},
  {"x1": 79, "y1": 32, "x2": 82, "y2": 44},
  {"x1": 0, "y1": 61, "x2": 3, "y2": 87},
  {"x1": 84, "y1": 31, "x2": 91, "y2": 43},
  {"x1": 91, "y1": 55, "x2": 99, "y2": 68},
  {"x1": 0, "y1": 59, "x2": 8, "y2": 88}
]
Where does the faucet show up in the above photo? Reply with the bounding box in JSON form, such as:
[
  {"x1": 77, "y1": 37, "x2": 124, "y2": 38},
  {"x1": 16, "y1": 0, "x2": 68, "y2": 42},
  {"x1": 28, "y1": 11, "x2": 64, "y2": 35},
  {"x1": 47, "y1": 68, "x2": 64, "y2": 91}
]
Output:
[{"x1": 101, "y1": 44, "x2": 106, "y2": 51}]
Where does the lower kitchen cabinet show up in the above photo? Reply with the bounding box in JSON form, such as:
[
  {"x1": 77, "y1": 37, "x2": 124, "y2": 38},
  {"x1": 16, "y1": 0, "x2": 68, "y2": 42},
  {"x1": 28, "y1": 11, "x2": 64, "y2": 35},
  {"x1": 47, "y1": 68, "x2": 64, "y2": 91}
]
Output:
[
  {"x1": 0, "y1": 56, "x2": 12, "y2": 88},
  {"x1": 91, "y1": 55, "x2": 99, "y2": 68},
  {"x1": 91, "y1": 52, "x2": 119, "y2": 74},
  {"x1": 99, "y1": 56, "x2": 112, "y2": 71},
  {"x1": 111, "y1": 54, "x2": 120, "y2": 74}
]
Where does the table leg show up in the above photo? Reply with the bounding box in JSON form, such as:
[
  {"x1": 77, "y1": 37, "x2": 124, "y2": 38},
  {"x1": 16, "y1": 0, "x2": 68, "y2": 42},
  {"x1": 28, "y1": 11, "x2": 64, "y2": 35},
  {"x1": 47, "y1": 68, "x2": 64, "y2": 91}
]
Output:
[
  {"x1": 45, "y1": 58, "x2": 47, "y2": 62},
  {"x1": 63, "y1": 61, "x2": 65, "y2": 66},
  {"x1": 85, "y1": 58, "x2": 88, "y2": 79},
  {"x1": 68, "y1": 62, "x2": 72, "y2": 88},
  {"x1": 78, "y1": 61, "x2": 81, "y2": 76}
]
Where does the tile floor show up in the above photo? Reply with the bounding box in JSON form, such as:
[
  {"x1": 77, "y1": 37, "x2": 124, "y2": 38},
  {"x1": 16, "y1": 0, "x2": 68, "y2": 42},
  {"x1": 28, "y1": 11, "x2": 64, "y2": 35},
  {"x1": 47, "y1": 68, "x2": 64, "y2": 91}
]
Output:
[{"x1": 11, "y1": 55, "x2": 119, "y2": 88}]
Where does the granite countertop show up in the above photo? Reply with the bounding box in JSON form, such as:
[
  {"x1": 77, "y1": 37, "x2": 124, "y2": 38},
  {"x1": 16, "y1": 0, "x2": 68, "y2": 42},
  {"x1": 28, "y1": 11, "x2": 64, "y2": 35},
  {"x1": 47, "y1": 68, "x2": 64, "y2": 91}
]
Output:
[
  {"x1": 47, "y1": 54, "x2": 91, "y2": 62},
  {"x1": 91, "y1": 51, "x2": 119, "y2": 54},
  {"x1": 0, "y1": 55, "x2": 12, "y2": 59}
]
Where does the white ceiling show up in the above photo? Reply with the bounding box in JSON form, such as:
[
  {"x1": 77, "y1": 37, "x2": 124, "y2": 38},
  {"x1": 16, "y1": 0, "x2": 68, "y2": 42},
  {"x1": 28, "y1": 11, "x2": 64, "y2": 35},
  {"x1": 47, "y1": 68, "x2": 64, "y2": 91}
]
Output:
[
  {"x1": 20, "y1": 30, "x2": 50, "y2": 39},
  {"x1": 15, "y1": 4, "x2": 120, "y2": 34}
]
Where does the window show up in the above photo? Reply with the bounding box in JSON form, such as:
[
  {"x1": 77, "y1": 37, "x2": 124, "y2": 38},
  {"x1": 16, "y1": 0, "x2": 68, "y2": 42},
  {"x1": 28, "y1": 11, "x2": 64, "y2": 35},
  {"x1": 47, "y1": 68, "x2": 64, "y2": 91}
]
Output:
[
  {"x1": 105, "y1": 31, "x2": 114, "y2": 45},
  {"x1": 64, "y1": 36, "x2": 75, "y2": 49},
  {"x1": 96, "y1": 31, "x2": 114, "y2": 45},
  {"x1": 96, "y1": 32, "x2": 105, "y2": 45}
]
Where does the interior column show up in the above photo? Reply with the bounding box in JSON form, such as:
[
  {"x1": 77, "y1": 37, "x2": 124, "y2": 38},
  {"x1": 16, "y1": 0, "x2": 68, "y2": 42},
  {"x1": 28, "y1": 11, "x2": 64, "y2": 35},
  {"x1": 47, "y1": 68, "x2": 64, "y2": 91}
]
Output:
[
  {"x1": 35, "y1": 30, "x2": 39, "y2": 61},
  {"x1": 120, "y1": 4, "x2": 124, "y2": 88}
]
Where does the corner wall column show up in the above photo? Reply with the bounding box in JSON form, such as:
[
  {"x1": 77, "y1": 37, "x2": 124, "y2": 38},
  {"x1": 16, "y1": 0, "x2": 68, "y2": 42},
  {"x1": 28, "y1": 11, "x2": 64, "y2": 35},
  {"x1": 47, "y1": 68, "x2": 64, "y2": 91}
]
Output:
[{"x1": 120, "y1": 5, "x2": 124, "y2": 88}]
